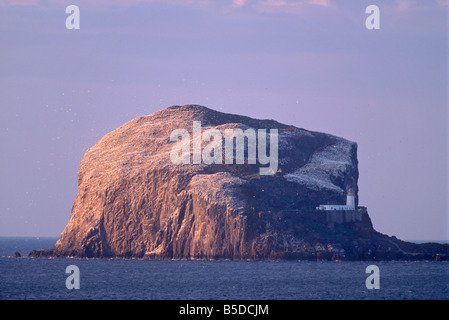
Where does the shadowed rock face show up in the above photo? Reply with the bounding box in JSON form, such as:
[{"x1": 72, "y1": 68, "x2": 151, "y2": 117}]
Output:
[{"x1": 32, "y1": 105, "x2": 447, "y2": 260}]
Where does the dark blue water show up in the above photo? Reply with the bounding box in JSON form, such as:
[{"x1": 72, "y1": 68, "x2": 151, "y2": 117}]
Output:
[{"x1": 0, "y1": 237, "x2": 448, "y2": 300}]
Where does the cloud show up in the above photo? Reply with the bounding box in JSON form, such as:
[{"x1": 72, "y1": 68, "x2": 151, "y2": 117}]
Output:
[
  {"x1": 259, "y1": 0, "x2": 331, "y2": 8},
  {"x1": 0, "y1": 0, "x2": 39, "y2": 6},
  {"x1": 232, "y1": 0, "x2": 246, "y2": 8},
  {"x1": 305, "y1": 0, "x2": 331, "y2": 6},
  {"x1": 2, "y1": 0, "x2": 446, "y2": 10},
  {"x1": 0, "y1": 0, "x2": 210, "y2": 8},
  {"x1": 254, "y1": 0, "x2": 334, "y2": 14},
  {"x1": 395, "y1": 0, "x2": 414, "y2": 10},
  {"x1": 392, "y1": 0, "x2": 448, "y2": 11},
  {"x1": 436, "y1": 0, "x2": 449, "y2": 6},
  {"x1": 1, "y1": 0, "x2": 332, "y2": 9}
]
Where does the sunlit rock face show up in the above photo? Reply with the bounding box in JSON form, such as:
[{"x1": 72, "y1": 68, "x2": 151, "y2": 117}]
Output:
[{"x1": 33, "y1": 105, "x2": 446, "y2": 261}]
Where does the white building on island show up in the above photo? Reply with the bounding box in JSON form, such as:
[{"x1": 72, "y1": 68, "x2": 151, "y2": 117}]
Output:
[{"x1": 316, "y1": 190, "x2": 356, "y2": 211}]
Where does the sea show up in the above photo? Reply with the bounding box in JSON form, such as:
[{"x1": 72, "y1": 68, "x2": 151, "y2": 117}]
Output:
[{"x1": 0, "y1": 237, "x2": 448, "y2": 300}]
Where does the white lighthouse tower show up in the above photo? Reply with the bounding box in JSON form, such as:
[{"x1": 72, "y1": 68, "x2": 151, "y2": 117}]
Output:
[
  {"x1": 316, "y1": 189, "x2": 357, "y2": 211},
  {"x1": 346, "y1": 189, "x2": 356, "y2": 210}
]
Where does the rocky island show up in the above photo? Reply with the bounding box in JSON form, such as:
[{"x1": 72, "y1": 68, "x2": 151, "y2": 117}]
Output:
[{"x1": 30, "y1": 105, "x2": 448, "y2": 260}]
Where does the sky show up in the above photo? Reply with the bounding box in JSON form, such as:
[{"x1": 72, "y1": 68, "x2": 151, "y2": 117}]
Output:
[{"x1": 0, "y1": 0, "x2": 447, "y2": 241}]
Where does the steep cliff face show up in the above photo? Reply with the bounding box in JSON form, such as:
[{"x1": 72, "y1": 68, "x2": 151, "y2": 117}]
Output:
[{"x1": 32, "y1": 105, "x2": 447, "y2": 260}]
